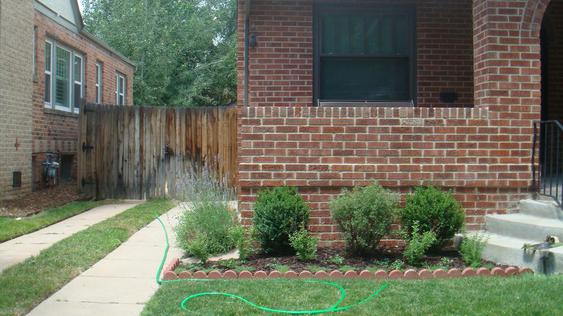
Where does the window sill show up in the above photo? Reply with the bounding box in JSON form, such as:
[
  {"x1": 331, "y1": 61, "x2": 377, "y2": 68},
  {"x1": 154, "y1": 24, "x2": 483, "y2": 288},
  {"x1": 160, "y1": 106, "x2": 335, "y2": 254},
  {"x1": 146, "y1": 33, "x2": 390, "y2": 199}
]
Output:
[
  {"x1": 44, "y1": 107, "x2": 79, "y2": 118},
  {"x1": 318, "y1": 101, "x2": 414, "y2": 107}
]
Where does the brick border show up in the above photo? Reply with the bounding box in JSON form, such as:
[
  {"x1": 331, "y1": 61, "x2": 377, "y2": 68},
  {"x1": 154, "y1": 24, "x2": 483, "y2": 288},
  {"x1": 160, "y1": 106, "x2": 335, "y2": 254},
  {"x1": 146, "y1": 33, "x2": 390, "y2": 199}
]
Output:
[{"x1": 161, "y1": 258, "x2": 533, "y2": 281}]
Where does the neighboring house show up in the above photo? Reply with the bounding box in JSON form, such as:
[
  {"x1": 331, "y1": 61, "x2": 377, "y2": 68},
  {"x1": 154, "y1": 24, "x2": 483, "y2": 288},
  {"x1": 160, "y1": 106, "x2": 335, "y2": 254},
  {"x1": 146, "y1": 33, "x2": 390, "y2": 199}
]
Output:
[
  {"x1": 236, "y1": 0, "x2": 563, "y2": 250},
  {"x1": 0, "y1": 0, "x2": 135, "y2": 200}
]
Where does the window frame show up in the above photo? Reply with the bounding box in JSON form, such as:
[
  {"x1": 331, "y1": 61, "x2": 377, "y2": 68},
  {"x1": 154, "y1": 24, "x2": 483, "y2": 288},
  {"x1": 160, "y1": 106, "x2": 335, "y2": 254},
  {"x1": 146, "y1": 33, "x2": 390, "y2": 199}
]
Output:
[
  {"x1": 44, "y1": 40, "x2": 53, "y2": 107},
  {"x1": 95, "y1": 62, "x2": 103, "y2": 104},
  {"x1": 115, "y1": 72, "x2": 126, "y2": 106},
  {"x1": 45, "y1": 40, "x2": 84, "y2": 113},
  {"x1": 313, "y1": 3, "x2": 417, "y2": 107}
]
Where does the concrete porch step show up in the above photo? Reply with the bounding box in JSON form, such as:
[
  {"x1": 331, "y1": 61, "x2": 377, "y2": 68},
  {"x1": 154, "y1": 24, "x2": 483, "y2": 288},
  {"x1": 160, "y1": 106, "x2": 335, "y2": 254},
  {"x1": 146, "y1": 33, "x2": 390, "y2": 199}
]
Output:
[
  {"x1": 485, "y1": 213, "x2": 563, "y2": 241},
  {"x1": 479, "y1": 233, "x2": 563, "y2": 274},
  {"x1": 518, "y1": 199, "x2": 563, "y2": 220}
]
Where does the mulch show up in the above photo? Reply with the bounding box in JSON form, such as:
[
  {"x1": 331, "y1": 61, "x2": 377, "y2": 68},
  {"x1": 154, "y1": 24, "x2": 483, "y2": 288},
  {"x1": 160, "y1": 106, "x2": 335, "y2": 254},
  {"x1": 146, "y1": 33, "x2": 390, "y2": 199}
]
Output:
[
  {"x1": 0, "y1": 182, "x2": 84, "y2": 217},
  {"x1": 195, "y1": 247, "x2": 504, "y2": 273}
]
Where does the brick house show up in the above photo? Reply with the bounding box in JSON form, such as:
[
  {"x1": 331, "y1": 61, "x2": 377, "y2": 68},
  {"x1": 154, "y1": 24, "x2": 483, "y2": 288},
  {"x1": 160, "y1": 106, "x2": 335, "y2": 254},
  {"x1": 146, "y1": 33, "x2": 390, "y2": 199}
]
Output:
[
  {"x1": 236, "y1": 0, "x2": 563, "y2": 247},
  {"x1": 0, "y1": 0, "x2": 135, "y2": 200}
]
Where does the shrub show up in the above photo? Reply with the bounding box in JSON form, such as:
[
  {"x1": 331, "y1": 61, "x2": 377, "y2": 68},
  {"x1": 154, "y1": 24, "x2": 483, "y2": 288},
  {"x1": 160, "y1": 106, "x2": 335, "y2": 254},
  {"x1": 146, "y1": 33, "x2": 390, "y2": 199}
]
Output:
[
  {"x1": 401, "y1": 186, "x2": 464, "y2": 248},
  {"x1": 330, "y1": 184, "x2": 398, "y2": 256},
  {"x1": 176, "y1": 171, "x2": 239, "y2": 262},
  {"x1": 460, "y1": 234, "x2": 487, "y2": 268},
  {"x1": 229, "y1": 226, "x2": 254, "y2": 261},
  {"x1": 289, "y1": 229, "x2": 318, "y2": 261},
  {"x1": 403, "y1": 223, "x2": 437, "y2": 266},
  {"x1": 253, "y1": 187, "x2": 310, "y2": 254}
]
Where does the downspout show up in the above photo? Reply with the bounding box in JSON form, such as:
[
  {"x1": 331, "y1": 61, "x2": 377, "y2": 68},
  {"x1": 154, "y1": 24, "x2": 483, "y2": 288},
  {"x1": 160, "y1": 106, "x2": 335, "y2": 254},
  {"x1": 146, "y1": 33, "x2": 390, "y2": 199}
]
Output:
[{"x1": 243, "y1": 0, "x2": 251, "y2": 107}]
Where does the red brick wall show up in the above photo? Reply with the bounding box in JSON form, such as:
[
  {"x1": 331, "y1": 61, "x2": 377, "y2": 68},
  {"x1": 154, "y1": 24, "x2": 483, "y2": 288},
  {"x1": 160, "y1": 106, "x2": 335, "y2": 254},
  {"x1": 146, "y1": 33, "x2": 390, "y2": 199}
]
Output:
[
  {"x1": 543, "y1": 0, "x2": 563, "y2": 120},
  {"x1": 237, "y1": 0, "x2": 474, "y2": 108},
  {"x1": 32, "y1": 11, "x2": 135, "y2": 188}
]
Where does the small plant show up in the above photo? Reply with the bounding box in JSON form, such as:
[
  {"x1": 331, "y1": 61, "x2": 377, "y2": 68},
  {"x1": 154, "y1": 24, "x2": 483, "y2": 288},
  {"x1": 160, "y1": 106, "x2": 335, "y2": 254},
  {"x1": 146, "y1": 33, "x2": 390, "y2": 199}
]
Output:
[
  {"x1": 330, "y1": 183, "x2": 398, "y2": 256},
  {"x1": 460, "y1": 233, "x2": 487, "y2": 268},
  {"x1": 253, "y1": 187, "x2": 310, "y2": 254},
  {"x1": 440, "y1": 257, "x2": 451, "y2": 268},
  {"x1": 229, "y1": 226, "x2": 254, "y2": 261},
  {"x1": 217, "y1": 259, "x2": 238, "y2": 270},
  {"x1": 187, "y1": 236, "x2": 210, "y2": 263},
  {"x1": 289, "y1": 229, "x2": 318, "y2": 261},
  {"x1": 403, "y1": 223, "x2": 437, "y2": 266},
  {"x1": 390, "y1": 259, "x2": 405, "y2": 271},
  {"x1": 306, "y1": 265, "x2": 325, "y2": 273},
  {"x1": 401, "y1": 186, "x2": 465, "y2": 248},
  {"x1": 266, "y1": 263, "x2": 290, "y2": 273},
  {"x1": 327, "y1": 254, "x2": 345, "y2": 265}
]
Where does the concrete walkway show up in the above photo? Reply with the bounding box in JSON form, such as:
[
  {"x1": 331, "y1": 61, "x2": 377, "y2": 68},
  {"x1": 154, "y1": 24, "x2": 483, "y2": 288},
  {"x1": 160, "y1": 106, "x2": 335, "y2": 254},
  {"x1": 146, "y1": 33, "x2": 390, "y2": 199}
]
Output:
[
  {"x1": 0, "y1": 201, "x2": 142, "y2": 273},
  {"x1": 27, "y1": 206, "x2": 183, "y2": 316}
]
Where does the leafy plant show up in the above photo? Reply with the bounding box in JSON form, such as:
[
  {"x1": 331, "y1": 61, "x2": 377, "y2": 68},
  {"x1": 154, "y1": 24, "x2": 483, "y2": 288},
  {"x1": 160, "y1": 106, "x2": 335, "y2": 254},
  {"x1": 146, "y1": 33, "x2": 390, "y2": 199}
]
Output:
[
  {"x1": 327, "y1": 254, "x2": 345, "y2": 265},
  {"x1": 229, "y1": 226, "x2": 254, "y2": 261},
  {"x1": 253, "y1": 187, "x2": 310, "y2": 254},
  {"x1": 176, "y1": 171, "x2": 239, "y2": 262},
  {"x1": 403, "y1": 223, "x2": 437, "y2": 266},
  {"x1": 266, "y1": 263, "x2": 290, "y2": 273},
  {"x1": 401, "y1": 186, "x2": 464, "y2": 248},
  {"x1": 289, "y1": 229, "x2": 318, "y2": 261},
  {"x1": 460, "y1": 234, "x2": 487, "y2": 268},
  {"x1": 330, "y1": 183, "x2": 398, "y2": 256},
  {"x1": 390, "y1": 259, "x2": 405, "y2": 271}
]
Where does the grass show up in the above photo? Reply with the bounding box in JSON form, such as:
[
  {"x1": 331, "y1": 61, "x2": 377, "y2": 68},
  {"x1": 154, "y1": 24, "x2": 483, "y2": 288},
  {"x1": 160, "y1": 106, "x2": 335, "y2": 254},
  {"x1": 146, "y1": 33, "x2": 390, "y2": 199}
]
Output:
[
  {"x1": 0, "y1": 200, "x2": 108, "y2": 242},
  {"x1": 0, "y1": 198, "x2": 175, "y2": 316},
  {"x1": 142, "y1": 275, "x2": 563, "y2": 315}
]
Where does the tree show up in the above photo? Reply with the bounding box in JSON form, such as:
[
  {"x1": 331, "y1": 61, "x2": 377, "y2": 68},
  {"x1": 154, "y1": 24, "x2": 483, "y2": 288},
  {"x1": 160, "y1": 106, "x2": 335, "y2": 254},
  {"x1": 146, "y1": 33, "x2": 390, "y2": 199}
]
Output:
[{"x1": 81, "y1": 0, "x2": 237, "y2": 106}]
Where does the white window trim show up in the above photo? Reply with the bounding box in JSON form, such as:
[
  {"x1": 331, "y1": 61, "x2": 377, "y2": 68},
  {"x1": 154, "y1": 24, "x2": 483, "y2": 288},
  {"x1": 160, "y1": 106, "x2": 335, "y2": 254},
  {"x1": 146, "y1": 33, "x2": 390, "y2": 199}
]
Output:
[
  {"x1": 95, "y1": 63, "x2": 102, "y2": 104},
  {"x1": 44, "y1": 40, "x2": 53, "y2": 109},
  {"x1": 45, "y1": 39, "x2": 84, "y2": 113},
  {"x1": 73, "y1": 54, "x2": 83, "y2": 114},
  {"x1": 115, "y1": 73, "x2": 126, "y2": 106}
]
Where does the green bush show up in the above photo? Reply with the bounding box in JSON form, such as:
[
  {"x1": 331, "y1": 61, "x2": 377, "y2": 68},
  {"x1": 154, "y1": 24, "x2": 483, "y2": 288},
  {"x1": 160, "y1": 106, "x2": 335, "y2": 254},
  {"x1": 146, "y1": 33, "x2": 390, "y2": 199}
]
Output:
[
  {"x1": 229, "y1": 226, "x2": 254, "y2": 261},
  {"x1": 460, "y1": 234, "x2": 487, "y2": 268},
  {"x1": 253, "y1": 187, "x2": 310, "y2": 254},
  {"x1": 289, "y1": 229, "x2": 318, "y2": 261},
  {"x1": 401, "y1": 186, "x2": 464, "y2": 248},
  {"x1": 403, "y1": 223, "x2": 437, "y2": 266},
  {"x1": 330, "y1": 184, "x2": 398, "y2": 256},
  {"x1": 176, "y1": 172, "x2": 239, "y2": 263}
]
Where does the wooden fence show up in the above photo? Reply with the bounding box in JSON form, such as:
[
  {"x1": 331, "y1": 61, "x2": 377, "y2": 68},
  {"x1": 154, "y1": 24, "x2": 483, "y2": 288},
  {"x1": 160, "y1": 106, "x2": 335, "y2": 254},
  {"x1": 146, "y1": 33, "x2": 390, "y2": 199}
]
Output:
[{"x1": 78, "y1": 104, "x2": 238, "y2": 200}]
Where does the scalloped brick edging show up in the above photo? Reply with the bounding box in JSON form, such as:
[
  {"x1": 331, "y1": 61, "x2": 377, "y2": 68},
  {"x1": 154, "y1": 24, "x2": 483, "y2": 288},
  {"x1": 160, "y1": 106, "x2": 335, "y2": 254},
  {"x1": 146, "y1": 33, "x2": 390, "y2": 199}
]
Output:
[{"x1": 161, "y1": 258, "x2": 534, "y2": 281}]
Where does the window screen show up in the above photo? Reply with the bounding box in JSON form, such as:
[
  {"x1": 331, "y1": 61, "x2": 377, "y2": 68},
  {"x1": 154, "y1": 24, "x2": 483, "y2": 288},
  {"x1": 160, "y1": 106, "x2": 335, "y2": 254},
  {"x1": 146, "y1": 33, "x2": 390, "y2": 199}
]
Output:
[{"x1": 316, "y1": 6, "x2": 415, "y2": 103}]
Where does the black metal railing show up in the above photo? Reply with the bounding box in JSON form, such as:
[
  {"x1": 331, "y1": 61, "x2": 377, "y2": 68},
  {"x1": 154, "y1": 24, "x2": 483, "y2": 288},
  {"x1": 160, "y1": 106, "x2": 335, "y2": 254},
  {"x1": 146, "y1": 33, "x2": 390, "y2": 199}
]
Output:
[{"x1": 532, "y1": 120, "x2": 563, "y2": 208}]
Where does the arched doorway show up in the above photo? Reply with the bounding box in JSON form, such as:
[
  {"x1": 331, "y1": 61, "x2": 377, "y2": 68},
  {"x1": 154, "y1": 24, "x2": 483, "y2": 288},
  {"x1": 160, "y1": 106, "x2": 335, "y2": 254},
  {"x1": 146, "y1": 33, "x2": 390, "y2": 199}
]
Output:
[
  {"x1": 538, "y1": 0, "x2": 563, "y2": 204},
  {"x1": 542, "y1": 0, "x2": 563, "y2": 122}
]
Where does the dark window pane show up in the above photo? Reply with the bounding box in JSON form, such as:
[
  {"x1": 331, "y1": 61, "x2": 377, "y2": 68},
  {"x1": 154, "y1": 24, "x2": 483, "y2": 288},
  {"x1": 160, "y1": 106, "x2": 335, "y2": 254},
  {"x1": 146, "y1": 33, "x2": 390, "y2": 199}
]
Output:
[
  {"x1": 320, "y1": 58, "x2": 410, "y2": 101},
  {"x1": 74, "y1": 83, "x2": 81, "y2": 108},
  {"x1": 44, "y1": 74, "x2": 51, "y2": 102}
]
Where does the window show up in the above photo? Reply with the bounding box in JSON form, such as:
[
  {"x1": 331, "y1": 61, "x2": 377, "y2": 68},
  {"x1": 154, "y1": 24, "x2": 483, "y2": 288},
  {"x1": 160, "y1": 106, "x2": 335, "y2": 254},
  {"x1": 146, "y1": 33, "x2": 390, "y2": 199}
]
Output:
[
  {"x1": 115, "y1": 73, "x2": 126, "y2": 106},
  {"x1": 44, "y1": 41, "x2": 52, "y2": 104},
  {"x1": 44, "y1": 40, "x2": 84, "y2": 112},
  {"x1": 95, "y1": 63, "x2": 102, "y2": 104},
  {"x1": 314, "y1": 5, "x2": 416, "y2": 105},
  {"x1": 73, "y1": 55, "x2": 83, "y2": 111}
]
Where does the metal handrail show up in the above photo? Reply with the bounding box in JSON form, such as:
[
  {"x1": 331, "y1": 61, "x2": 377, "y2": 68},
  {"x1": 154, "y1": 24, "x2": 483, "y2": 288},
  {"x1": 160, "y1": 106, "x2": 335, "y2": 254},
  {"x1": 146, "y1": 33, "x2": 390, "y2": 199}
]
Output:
[{"x1": 532, "y1": 120, "x2": 563, "y2": 208}]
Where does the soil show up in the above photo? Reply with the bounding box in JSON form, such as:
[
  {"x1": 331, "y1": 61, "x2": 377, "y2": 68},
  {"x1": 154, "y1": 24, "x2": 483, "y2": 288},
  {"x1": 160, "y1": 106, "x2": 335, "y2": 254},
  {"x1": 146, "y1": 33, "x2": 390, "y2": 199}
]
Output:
[
  {"x1": 183, "y1": 247, "x2": 506, "y2": 273},
  {"x1": 0, "y1": 182, "x2": 85, "y2": 217}
]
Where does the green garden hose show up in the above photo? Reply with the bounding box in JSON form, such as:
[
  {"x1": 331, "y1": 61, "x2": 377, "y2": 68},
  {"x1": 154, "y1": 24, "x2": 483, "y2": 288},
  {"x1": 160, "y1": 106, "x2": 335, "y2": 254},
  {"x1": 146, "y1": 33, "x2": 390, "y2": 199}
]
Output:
[{"x1": 155, "y1": 216, "x2": 388, "y2": 314}]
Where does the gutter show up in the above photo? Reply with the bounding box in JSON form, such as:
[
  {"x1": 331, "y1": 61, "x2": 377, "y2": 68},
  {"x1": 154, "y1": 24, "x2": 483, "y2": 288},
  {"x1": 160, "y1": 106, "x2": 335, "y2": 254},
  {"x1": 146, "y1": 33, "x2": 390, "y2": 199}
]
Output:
[{"x1": 243, "y1": 0, "x2": 252, "y2": 107}]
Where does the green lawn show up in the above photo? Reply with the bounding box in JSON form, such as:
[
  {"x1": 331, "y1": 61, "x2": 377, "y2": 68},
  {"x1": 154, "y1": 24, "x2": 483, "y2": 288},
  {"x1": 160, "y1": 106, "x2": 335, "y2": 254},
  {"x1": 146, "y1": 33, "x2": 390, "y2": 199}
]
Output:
[
  {"x1": 0, "y1": 200, "x2": 108, "y2": 242},
  {"x1": 0, "y1": 199, "x2": 175, "y2": 316},
  {"x1": 142, "y1": 275, "x2": 562, "y2": 316}
]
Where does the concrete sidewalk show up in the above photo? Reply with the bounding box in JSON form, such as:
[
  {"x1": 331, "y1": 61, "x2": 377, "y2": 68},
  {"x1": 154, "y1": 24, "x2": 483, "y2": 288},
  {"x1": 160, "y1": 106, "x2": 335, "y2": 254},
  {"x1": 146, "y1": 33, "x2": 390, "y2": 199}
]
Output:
[
  {"x1": 27, "y1": 206, "x2": 184, "y2": 316},
  {"x1": 0, "y1": 201, "x2": 142, "y2": 273}
]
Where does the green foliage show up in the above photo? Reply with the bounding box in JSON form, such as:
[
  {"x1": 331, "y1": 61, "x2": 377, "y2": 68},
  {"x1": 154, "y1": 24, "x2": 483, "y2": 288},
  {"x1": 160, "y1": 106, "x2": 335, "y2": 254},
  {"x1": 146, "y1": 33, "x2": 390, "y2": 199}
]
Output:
[
  {"x1": 401, "y1": 186, "x2": 465, "y2": 248},
  {"x1": 253, "y1": 187, "x2": 310, "y2": 254},
  {"x1": 81, "y1": 0, "x2": 237, "y2": 106},
  {"x1": 390, "y1": 259, "x2": 405, "y2": 271},
  {"x1": 229, "y1": 226, "x2": 254, "y2": 261},
  {"x1": 327, "y1": 254, "x2": 345, "y2": 265},
  {"x1": 403, "y1": 223, "x2": 437, "y2": 266},
  {"x1": 176, "y1": 172, "x2": 239, "y2": 262},
  {"x1": 330, "y1": 184, "x2": 398, "y2": 256},
  {"x1": 460, "y1": 234, "x2": 487, "y2": 268},
  {"x1": 289, "y1": 229, "x2": 318, "y2": 261}
]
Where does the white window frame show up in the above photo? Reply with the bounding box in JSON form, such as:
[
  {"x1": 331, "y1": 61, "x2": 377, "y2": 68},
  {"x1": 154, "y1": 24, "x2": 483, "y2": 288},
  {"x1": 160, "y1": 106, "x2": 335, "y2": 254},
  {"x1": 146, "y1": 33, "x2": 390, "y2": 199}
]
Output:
[
  {"x1": 73, "y1": 54, "x2": 83, "y2": 114},
  {"x1": 115, "y1": 73, "x2": 126, "y2": 106},
  {"x1": 44, "y1": 40, "x2": 53, "y2": 108},
  {"x1": 45, "y1": 39, "x2": 84, "y2": 113},
  {"x1": 95, "y1": 63, "x2": 103, "y2": 104}
]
